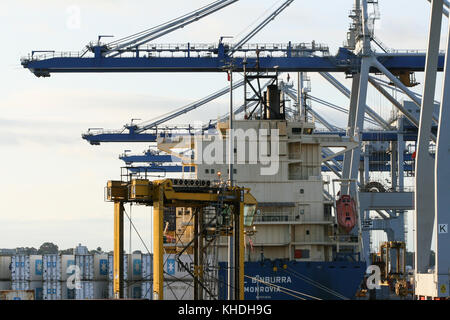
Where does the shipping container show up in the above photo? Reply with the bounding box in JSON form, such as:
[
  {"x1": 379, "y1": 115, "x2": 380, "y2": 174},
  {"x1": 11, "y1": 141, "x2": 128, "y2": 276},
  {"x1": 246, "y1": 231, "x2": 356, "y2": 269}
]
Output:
[
  {"x1": 0, "y1": 290, "x2": 34, "y2": 300},
  {"x1": 75, "y1": 281, "x2": 108, "y2": 300},
  {"x1": 141, "y1": 254, "x2": 152, "y2": 282},
  {"x1": 94, "y1": 254, "x2": 108, "y2": 281},
  {"x1": 75, "y1": 254, "x2": 94, "y2": 280},
  {"x1": 11, "y1": 255, "x2": 30, "y2": 281},
  {"x1": 163, "y1": 254, "x2": 194, "y2": 280},
  {"x1": 61, "y1": 255, "x2": 75, "y2": 281},
  {"x1": 43, "y1": 281, "x2": 62, "y2": 300},
  {"x1": 140, "y1": 281, "x2": 194, "y2": 300},
  {"x1": 0, "y1": 256, "x2": 12, "y2": 280},
  {"x1": 75, "y1": 281, "x2": 94, "y2": 299},
  {"x1": 129, "y1": 253, "x2": 142, "y2": 281},
  {"x1": 164, "y1": 281, "x2": 194, "y2": 300},
  {"x1": 12, "y1": 281, "x2": 43, "y2": 300},
  {"x1": 30, "y1": 255, "x2": 43, "y2": 281},
  {"x1": 60, "y1": 279, "x2": 76, "y2": 300},
  {"x1": 140, "y1": 254, "x2": 194, "y2": 281},
  {"x1": 43, "y1": 254, "x2": 61, "y2": 281},
  {"x1": 108, "y1": 281, "x2": 127, "y2": 299},
  {"x1": 108, "y1": 254, "x2": 129, "y2": 281},
  {"x1": 141, "y1": 281, "x2": 152, "y2": 299},
  {"x1": 108, "y1": 281, "x2": 141, "y2": 299}
]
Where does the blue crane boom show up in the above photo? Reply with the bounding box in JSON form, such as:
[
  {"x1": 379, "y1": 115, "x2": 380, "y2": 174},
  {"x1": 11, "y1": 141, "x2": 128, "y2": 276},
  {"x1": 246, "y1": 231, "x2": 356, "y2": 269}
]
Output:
[
  {"x1": 21, "y1": 46, "x2": 444, "y2": 77},
  {"x1": 82, "y1": 127, "x2": 424, "y2": 145},
  {"x1": 124, "y1": 163, "x2": 413, "y2": 174}
]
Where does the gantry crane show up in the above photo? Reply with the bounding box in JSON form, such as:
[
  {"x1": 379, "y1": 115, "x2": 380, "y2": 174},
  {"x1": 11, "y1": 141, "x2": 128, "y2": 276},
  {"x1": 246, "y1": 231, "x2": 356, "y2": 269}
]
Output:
[{"x1": 106, "y1": 178, "x2": 257, "y2": 300}]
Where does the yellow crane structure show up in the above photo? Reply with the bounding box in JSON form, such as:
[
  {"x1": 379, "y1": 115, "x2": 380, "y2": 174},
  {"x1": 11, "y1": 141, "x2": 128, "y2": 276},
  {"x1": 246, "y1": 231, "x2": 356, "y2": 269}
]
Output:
[{"x1": 106, "y1": 178, "x2": 258, "y2": 300}]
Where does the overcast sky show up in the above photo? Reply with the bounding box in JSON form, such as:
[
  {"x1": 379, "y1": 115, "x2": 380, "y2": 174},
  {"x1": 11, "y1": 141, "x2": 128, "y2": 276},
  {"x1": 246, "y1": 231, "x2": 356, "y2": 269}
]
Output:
[{"x1": 0, "y1": 0, "x2": 446, "y2": 253}]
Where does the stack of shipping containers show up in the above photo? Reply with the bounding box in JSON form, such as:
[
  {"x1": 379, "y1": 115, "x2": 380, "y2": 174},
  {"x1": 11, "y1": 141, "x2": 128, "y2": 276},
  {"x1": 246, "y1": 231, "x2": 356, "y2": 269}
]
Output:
[
  {"x1": 1, "y1": 252, "x2": 195, "y2": 300},
  {"x1": 11, "y1": 255, "x2": 43, "y2": 300}
]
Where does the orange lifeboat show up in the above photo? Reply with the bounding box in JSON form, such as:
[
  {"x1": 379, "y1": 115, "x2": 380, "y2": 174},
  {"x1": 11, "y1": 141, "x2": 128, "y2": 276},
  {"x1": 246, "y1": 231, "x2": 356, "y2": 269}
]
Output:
[{"x1": 336, "y1": 195, "x2": 357, "y2": 233}]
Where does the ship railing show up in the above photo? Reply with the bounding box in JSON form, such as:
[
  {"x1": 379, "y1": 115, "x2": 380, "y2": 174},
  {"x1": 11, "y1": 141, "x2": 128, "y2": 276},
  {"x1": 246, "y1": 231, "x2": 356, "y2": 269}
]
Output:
[{"x1": 21, "y1": 50, "x2": 87, "y2": 62}]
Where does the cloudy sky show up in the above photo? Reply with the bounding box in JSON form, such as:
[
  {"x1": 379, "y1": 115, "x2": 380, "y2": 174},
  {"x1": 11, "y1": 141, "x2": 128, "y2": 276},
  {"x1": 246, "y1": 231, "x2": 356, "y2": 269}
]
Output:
[{"x1": 0, "y1": 0, "x2": 446, "y2": 253}]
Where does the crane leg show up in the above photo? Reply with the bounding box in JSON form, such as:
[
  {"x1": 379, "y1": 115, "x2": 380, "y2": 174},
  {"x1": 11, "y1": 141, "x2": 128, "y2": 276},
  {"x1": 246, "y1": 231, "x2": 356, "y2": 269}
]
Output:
[
  {"x1": 113, "y1": 201, "x2": 124, "y2": 299},
  {"x1": 153, "y1": 189, "x2": 164, "y2": 300}
]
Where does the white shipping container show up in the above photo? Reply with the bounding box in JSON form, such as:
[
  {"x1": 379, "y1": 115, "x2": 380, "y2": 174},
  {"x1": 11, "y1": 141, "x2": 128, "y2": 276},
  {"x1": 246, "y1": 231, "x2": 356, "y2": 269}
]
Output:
[
  {"x1": 43, "y1": 254, "x2": 61, "y2": 281},
  {"x1": 61, "y1": 255, "x2": 75, "y2": 281},
  {"x1": 0, "y1": 256, "x2": 11, "y2": 280},
  {"x1": 140, "y1": 254, "x2": 195, "y2": 280},
  {"x1": 108, "y1": 281, "x2": 141, "y2": 299},
  {"x1": 43, "y1": 281, "x2": 62, "y2": 300},
  {"x1": 11, "y1": 255, "x2": 30, "y2": 281},
  {"x1": 94, "y1": 254, "x2": 108, "y2": 281},
  {"x1": 141, "y1": 254, "x2": 152, "y2": 282},
  {"x1": 12, "y1": 281, "x2": 43, "y2": 300},
  {"x1": 12, "y1": 280, "x2": 29, "y2": 291},
  {"x1": 163, "y1": 254, "x2": 194, "y2": 280},
  {"x1": 93, "y1": 281, "x2": 108, "y2": 299},
  {"x1": 141, "y1": 281, "x2": 152, "y2": 300},
  {"x1": 75, "y1": 281, "x2": 93, "y2": 300},
  {"x1": 128, "y1": 253, "x2": 142, "y2": 281},
  {"x1": 140, "y1": 281, "x2": 194, "y2": 300},
  {"x1": 108, "y1": 254, "x2": 129, "y2": 281},
  {"x1": 108, "y1": 281, "x2": 127, "y2": 299},
  {"x1": 164, "y1": 281, "x2": 194, "y2": 300},
  {"x1": 30, "y1": 255, "x2": 43, "y2": 281},
  {"x1": 60, "y1": 278, "x2": 77, "y2": 300},
  {"x1": 75, "y1": 255, "x2": 94, "y2": 280}
]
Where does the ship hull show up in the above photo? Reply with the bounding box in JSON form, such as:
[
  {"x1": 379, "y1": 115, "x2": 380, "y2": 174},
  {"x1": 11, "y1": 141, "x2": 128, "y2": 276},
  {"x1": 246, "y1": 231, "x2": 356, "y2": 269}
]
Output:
[{"x1": 219, "y1": 260, "x2": 366, "y2": 300}]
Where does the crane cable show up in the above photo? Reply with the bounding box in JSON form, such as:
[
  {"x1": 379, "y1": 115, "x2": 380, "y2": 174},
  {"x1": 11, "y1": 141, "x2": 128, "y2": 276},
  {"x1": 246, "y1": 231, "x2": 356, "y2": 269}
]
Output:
[{"x1": 244, "y1": 275, "x2": 322, "y2": 300}]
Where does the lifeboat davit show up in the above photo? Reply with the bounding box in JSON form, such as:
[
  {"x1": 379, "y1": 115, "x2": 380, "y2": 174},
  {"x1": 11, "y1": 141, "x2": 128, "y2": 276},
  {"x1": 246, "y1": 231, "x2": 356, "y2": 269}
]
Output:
[{"x1": 336, "y1": 195, "x2": 357, "y2": 233}]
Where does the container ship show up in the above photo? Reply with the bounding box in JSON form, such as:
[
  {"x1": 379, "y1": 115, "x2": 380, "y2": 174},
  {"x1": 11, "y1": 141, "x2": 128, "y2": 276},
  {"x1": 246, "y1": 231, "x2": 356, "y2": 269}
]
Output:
[{"x1": 159, "y1": 83, "x2": 367, "y2": 300}]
